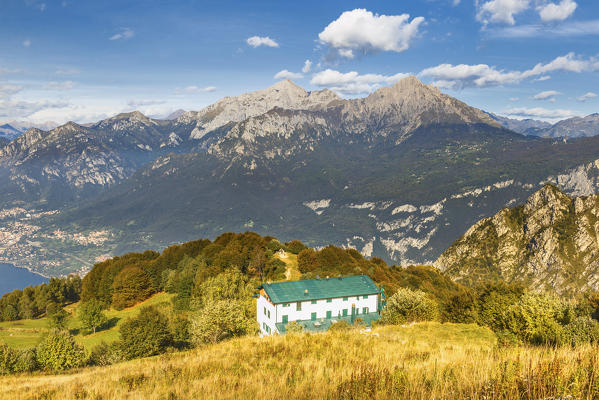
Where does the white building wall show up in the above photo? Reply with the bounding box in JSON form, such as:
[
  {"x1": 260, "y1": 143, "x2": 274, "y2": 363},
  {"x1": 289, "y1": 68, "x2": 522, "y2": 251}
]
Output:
[
  {"x1": 273, "y1": 294, "x2": 379, "y2": 324},
  {"x1": 257, "y1": 295, "x2": 277, "y2": 335}
]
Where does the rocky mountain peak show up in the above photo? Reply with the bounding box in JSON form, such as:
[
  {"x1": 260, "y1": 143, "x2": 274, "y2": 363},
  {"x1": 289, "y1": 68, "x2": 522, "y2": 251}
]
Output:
[{"x1": 436, "y1": 184, "x2": 599, "y2": 295}]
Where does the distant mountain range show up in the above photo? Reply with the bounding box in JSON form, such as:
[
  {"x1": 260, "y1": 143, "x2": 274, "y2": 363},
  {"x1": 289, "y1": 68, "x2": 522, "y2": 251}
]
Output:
[
  {"x1": 0, "y1": 124, "x2": 23, "y2": 140},
  {"x1": 491, "y1": 113, "x2": 599, "y2": 139},
  {"x1": 1, "y1": 77, "x2": 599, "y2": 278}
]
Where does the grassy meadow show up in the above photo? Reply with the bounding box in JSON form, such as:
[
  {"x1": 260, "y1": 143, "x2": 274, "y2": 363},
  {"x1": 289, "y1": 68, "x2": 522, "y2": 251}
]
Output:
[
  {"x1": 0, "y1": 293, "x2": 173, "y2": 350},
  {"x1": 2, "y1": 322, "x2": 598, "y2": 400}
]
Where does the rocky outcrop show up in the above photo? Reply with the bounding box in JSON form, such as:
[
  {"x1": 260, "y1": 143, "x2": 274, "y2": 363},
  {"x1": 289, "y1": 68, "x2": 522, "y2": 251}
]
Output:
[{"x1": 435, "y1": 185, "x2": 599, "y2": 294}]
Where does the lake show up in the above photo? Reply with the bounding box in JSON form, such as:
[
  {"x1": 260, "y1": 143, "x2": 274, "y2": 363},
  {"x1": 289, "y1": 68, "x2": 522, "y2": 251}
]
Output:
[{"x1": 0, "y1": 263, "x2": 48, "y2": 296}]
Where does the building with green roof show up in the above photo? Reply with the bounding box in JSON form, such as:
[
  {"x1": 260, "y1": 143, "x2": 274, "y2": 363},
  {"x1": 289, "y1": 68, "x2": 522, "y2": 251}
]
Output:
[{"x1": 257, "y1": 275, "x2": 382, "y2": 335}]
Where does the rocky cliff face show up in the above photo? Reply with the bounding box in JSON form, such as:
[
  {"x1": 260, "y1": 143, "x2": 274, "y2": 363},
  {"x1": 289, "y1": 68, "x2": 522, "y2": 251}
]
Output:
[{"x1": 435, "y1": 184, "x2": 599, "y2": 294}]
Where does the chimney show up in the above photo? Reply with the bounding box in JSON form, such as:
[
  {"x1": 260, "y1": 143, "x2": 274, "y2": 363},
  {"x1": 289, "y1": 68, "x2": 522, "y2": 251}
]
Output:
[{"x1": 304, "y1": 289, "x2": 309, "y2": 296}]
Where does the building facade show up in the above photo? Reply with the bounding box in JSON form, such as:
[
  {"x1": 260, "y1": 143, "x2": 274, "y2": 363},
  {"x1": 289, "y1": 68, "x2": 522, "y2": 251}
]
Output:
[{"x1": 257, "y1": 275, "x2": 382, "y2": 335}]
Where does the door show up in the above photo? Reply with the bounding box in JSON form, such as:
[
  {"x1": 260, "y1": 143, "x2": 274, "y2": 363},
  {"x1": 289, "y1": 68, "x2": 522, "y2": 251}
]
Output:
[
  {"x1": 326, "y1": 310, "x2": 332, "y2": 319},
  {"x1": 311, "y1": 312, "x2": 316, "y2": 321},
  {"x1": 342, "y1": 309, "x2": 348, "y2": 317},
  {"x1": 282, "y1": 315, "x2": 288, "y2": 324}
]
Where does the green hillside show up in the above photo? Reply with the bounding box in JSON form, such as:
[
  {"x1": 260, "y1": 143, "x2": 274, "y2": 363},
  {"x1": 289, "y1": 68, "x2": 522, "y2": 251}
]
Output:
[{"x1": 0, "y1": 293, "x2": 173, "y2": 350}]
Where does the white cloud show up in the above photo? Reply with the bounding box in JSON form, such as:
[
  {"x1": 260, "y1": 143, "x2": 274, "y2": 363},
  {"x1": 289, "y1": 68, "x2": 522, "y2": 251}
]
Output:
[
  {"x1": 318, "y1": 9, "x2": 424, "y2": 59},
  {"x1": 577, "y1": 92, "x2": 597, "y2": 102},
  {"x1": 246, "y1": 36, "x2": 279, "y2": 48},
  {"x1": 533, "y1": 90, "x2": 560, "y2": 100},
  {"x1": 274, "y1": 70, "x2": 303, "y2": 80},
  {"x1": 23, "y1": 39, "x2": 31, "y2": 47},
  {"x1": 182, "y1": 86, "x2": 216, "y2": 93},
  {"x1": 538, "y1": 0, "x2": 577, "y2": 22},
  {"x1": 509, "y1": 97, "x2": 519, "y2": 101},
  {"x1": 302, "y1": 60, "x2": 312, "y2": 74},
  {"x1": 477, "y1": 0, "x2": 530, "y2": 25},
  {"x1": 489, "y1": 19, "x2": 599, "y2": 38},
  {"x1": 109, "y1": 28, "x2": 134, "y2": 41},
  {"x1": 126, "y1": 99, "x2": 166, "y2": 108},
  {"x1": 0, "y1": 67, "x2": 22, "y2": 75},
  {"x1": 311, "y1": 69, "x2": 410, "y2": 94},
  {"x1": 535, "y1": 75, "x2": 551, "y2": 81},
  {"x1": 43, "y1": 81, "x2": 75, "y2": 90},
  {"x1": 55, "y1": 68, "x2": 80, "y2": 75},
  {"x1": 503, "y1": 106, "x2": 578, "y2": 121},
  {"x1": 419, "y1": 52, "x2": 596, "y2": 89},
  {"x1": 0, "y1": 99, "x2": 70, "y2": 119},
  {"x1": 0, "y1": 84, "x2": 23, "y2": 98}
]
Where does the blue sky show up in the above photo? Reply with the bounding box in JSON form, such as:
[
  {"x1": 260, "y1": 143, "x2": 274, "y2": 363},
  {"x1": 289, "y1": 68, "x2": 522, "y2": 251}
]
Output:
[{"x1": 0, "y1": 0, "x2": 598, "y2": 125}]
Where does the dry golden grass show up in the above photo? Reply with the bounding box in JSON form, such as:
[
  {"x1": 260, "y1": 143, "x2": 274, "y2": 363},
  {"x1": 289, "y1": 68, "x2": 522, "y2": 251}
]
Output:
[{"x1": 1, "y1": 322, "x2": 598, "y2": 400}]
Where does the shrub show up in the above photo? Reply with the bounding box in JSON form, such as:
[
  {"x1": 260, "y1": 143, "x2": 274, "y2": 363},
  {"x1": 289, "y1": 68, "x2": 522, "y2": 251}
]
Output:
[
  {"x1": 36, "y1": 330, "x2": 85, "y2": 371},
  {"x1": 88, "y1": 342, "x2": 123, "y2": 366},
  {"x1": 14, "y1": 349, "x2": 38, "y2": 373},
  {"x1": 285, "y1": 240, "x2": 307, "y2": 254},
  {"x1": 190, "y1": 299, "x2": 257, "y2": 344},
  {"x1": 561, "y1": 317, "x2": 599, "y2": 346},
  {"x1": 46, "y1": 302, "x2": 69, "y2": 330},
  {"x1": 444, "y1": 291, "x2": 478, "y2": 323},
  {"x1": 191, "y1": 270, "x2": 255, "y2": 308},
  {"x1": 501, "y1": 293, "x2": 570, "y2": 345},
  {"x1": 380, "y1": 288, "x2": 438, "y2": 325},
  {"x1": 329, "y1": 320, "x2": 351, "y2": 332},
  {"x1": 111, "y1": 266, "x2": 153, "y2": 310},
  {"x1": 0, "y1": 343, "x2": 17, "y2": 374},
  {"x1": 286, "y1": 321, "x2": 304, "y2": 333},
  {"x1": 119, "y1": 306, "x2": 173, "y2": 360},
  {"x1": 78, "y1": 299, "x2": 108, "y2": 334}
]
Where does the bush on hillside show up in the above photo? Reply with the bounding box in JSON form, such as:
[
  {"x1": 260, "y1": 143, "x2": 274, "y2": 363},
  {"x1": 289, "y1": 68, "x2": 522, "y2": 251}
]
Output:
[
  {"x1": 561, "y1": 317, "x2": 599, "y2": 346},
  {"x1": 380, "y1": 288, "x2": 438, "y2": 325},
  {"x1": 88, "y1": 341, "x2": 123, "y2": 366},
  {"x1": 36, "y1": 330, "x2": 85, "y2": 371},
  {"x1": 111, "y1": 265, "x2": 153, "y2": 310},
  {"x1": 46, "y1": 302, "x2": 69, "y2": 330},
  {"x1": 191, "y1": 269, "x2": 256, "y2": 308},
  {"x1": 285, "y1": 240, "x2": 307, "y2": 254},
  {"x1": 119, "y1": 306, "x2": 173, "y2": 360},
  {"x1": 285, "y1": 321, "x2": 304, "y2": 333},
  {"x1": 190, "y1": 299, "x2": 257, "y2": 344},
  {"x1": 443, "y1": 290, "x2": 478, "y2": 323},
  {"x1": 78, "y1": 299, "x2": 108, "y2": 334},
  {"x1": 501, "y1": 293, "x2": 571, "y2": 345},
  {"x1": 475, "y1": 282, "x2": 524, "y2": 331}
]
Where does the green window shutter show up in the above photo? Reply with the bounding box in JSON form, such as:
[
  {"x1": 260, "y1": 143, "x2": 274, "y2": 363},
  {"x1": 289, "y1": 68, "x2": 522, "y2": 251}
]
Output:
[
  {"x1": 268, "y1": 310, "x2": 271, "y2": 318},
  {"x1": 363, "y1": 295, "x2": 368, "y2": 300},
  {"x1": 326, "y1": 299, "x2": 332, "y2": 303},
  {"x1": 264, "y1": 307, "x2": 267, "y2": 315},
  {"x1": 311, "y1": 312, "x2": 317, "y2": 321},
  {"x1": 297, "y1": 302, "x2": 302, "y2": 311},
  {"x1": 363, "y1": 307, "x2": 368, "y2": 314},
  {"x1": 343, "y1": 297, "x2": 348, "y2": 301},
  {"x1": 342, "y1": 309, "x2": 348, "y2": 317},
  {"x1": 311, "y1": 300, "x2": 317, "y2": 304},
  {"x1": 326, "y1": 310, "x2": 332, "y2": 319},
  {"x1": 282, "y1": 315, "x2": 288, "y2": 324}
]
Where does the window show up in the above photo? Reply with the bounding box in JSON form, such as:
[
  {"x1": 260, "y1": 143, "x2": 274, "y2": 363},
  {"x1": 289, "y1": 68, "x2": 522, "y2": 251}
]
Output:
[
  {"x1": 356, "y1": 308, "x2": 360, "y2": 315},
  {"x1": 311, "y1": 300, "x2": 317, "y2": 304},
  {"x1": 283, "y1": 303, "x2": 290, "y2": 307},
  {"x1": 267, "y1": 310, "x2": 271, "y2": 318},
  {"x1": 311, "y1": 312, "x2": 317, "y2": 321},
  {"x1": 342, "y1": 309, "x2": 348, "y2": 317},
  {"x1": 297, "y1": 302, "x2": 302, "y2": 311},
  {"x1": 326, "y1": 299, "x2": 332, "y2": 303},
  {"x1": 343, "y1": 297, "x2": 348, "y2": 301},
  {"x1": 263, "y1": 307, "x2": 267, "y2": 316},
  {"x1": 326, "y1": 310, "x2": 332, "y2": 319},
  {"x1": 363, "y1": 307, "x2": 369, "y2": 314},
  {"x1": 363, "y1": 295, "x2": 369, "y2": 300},
  {"x1": 282, "y1": 315, "x2": 288, "y2": 324}
]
